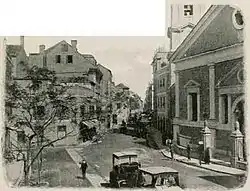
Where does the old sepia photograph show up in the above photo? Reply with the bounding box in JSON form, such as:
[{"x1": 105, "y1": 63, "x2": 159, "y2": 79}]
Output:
[{"x1": 1, "y1": 4, "x2": 248, "y2": 190}]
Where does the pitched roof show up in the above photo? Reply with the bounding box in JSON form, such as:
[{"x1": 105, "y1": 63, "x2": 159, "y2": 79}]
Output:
[
  {"x1": 34, "y1": 40, "x2": 98, "y2": 65},
  {"x1": 170, "y1": 5, "x2": 244, "y2": 63},
  {"x1": 82, "y1": 54, "x2": 97, "y2": 64},
  {"x1": 169, "y1": 5, "x2": 223, "y2": 62},
  {"x1": 97, "y1": 64, "x2": 112, "y2": 74},
  {"x1": 116, "y1": 83, "x2": 129, "y2": 90}
]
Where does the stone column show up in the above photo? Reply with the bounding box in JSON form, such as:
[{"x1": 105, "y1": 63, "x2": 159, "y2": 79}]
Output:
[
  {"x1": 209, "y1": 64, "x2": 215, "y2": 119},
  {"x1": 227, "y1": 94, "x2": 232, "y2": 124},
  {"x1": 197, "y1": 92, "x2": 201, "y2": 121},
  {"x1": 175, "y1": 71, "x2": 180, "y2": 118},
  {"x1": 230, "y1": 121, "x2": 244, "y2": 168}
]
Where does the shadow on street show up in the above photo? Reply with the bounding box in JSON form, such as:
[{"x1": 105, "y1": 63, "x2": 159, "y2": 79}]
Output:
[{"x1": 198, "y1": 175, "x2": 246, "y2": 189}]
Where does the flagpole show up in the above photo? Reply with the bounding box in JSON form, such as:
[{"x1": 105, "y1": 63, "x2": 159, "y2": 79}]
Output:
[{"x1": 170, "y1": 4, "x2": 173, "y2": 51}]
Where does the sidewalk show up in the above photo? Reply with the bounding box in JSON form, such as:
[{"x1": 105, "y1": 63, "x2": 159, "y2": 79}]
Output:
[
  {"x1": 5, "y1": 161, "x2": 24, "y2": 187},
  {"x1": 66, "y1": 148, "x2": 108, "y2": 187},
  {"x1": 160, "y1": 149, "x2": 246, "y2": 177}
]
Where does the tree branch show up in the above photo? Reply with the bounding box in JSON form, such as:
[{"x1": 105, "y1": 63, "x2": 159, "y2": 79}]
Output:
[
  {"x1": 41, "y1": 109, "x2": 56, "y2": 132},
  {"x1": 27, "y1": 129, "x2": 75, "y2": 169},
  {"x1": 23, "y1": 116, "x2": 37, "y2": 135}
]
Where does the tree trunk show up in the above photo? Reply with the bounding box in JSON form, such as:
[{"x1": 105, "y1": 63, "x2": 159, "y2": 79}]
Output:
[
  {"x1": 23, "y1": 159, "x2": 28, "y2": 186},
  {"x1": 38, "y1": 136, "x2": 43, "y2": 184},
  {"x1": 24, "y1": 139, "x2": 31, "y2": 186}
]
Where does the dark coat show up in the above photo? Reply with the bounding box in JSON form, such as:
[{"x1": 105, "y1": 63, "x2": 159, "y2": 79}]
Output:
[{"x1": 80, "y1": 161, "x2": 88, "y2": 171}]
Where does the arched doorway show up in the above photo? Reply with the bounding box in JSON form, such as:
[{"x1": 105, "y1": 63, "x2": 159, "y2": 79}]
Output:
[{"x1": 232, "y1": 97, "x2": 246, "y2": 161}]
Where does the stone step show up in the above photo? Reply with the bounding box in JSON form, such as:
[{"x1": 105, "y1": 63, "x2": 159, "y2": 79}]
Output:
[{"x1": 210, "y1": 158, "x2": 231, "y2": 167}]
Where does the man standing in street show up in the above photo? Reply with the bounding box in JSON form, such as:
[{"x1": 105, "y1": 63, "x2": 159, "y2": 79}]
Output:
[
  {"x1": 170, "y1": 141, "x2": 174, "y2": 160},
  {"x1": 198, "y1": 142, "x2": 204, "y2": 165},
  {"x1": 79, "y1": 159, "x2": 88, "y2": 179},
  {"x1": 187, "y1": 143, "x2": 191, "y2": 160}
]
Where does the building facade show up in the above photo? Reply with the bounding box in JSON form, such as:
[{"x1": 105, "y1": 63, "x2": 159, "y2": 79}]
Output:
[
  {"x1": 5, "y1": 37, "x2": 114, "y2": 151},
  {"x1": 169, "y1": 5, "x2": 245, "y2": 166},
  {"x1": 143, "y1": 83, "x2": 153, "y2": 114},
  {"x1": 167, "y1": 4, "x2": 209, "y2": 51},
  {"x1": 97, "y1": 64, "x2": 113, "y2": 127},
  {"x1": 151, "y1": 48, "x2": 169, "y2": 138},
  {"x1": 149, "y1": 4, "x2": 210, "y2": 142}
]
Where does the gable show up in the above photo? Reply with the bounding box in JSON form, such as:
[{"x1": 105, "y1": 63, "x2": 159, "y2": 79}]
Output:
[
  {"x1": 182, "y1": 6, "x2": 244, "y2": 58},
  {"x1": 45, "y1": 40, "x2": 94, "y2": 64},
  {"x1": 184, "y1": 80, "x2": 200, "y2": 88}
]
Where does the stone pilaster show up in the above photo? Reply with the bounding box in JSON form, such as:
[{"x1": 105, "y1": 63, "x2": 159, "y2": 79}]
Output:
[
  {"x1": 209, "y1": 64, "x2": 215, "y2": 119},
  {"x1": 228, "y1": 94, "x2": 232, "y2": 124},
  {"x1": 175, "y1": 71, "x2": 180, "y2": 118},
  {"x1": 197, "y1": 92, "x2": 201, "y2": 121}
]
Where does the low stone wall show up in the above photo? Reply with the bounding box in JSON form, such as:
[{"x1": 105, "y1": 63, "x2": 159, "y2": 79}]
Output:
[
  {"x1": 174, "y1": 143, "x2": 200, "y2": 160},
  {"x1": 237, "y1": 161, "x2": 247, "y2": 171}
]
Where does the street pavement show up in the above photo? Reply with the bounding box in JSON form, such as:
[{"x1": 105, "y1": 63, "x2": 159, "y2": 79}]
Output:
[
  {"x1": 72, "y1": 131, "x2": 246, "y2": 190},
  {"x1": 4, "y1": 161, "x2": 24, "y2": 187},
  {"x1": 37, "y1": 147, "x2": 92, "y2": 187}
]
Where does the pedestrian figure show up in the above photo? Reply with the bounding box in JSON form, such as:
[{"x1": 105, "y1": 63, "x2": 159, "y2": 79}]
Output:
[
  {"x1": 170, "y1": 142, "x2": 174, "y2": 160},
  {"x1": 79, "y1": 159, "x2": 88, "y2": 179},
  {"x1": 187, "y1": 143, "x2": 191, "y2": 160},
  {"x1": 204, "y1": 147, "x2": 210, "y2": 164},
  {"x1": 198, "y1": 143, "x2": 203, "y2": 165}
]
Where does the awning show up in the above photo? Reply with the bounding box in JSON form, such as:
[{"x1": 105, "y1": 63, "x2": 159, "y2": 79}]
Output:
[{"x1": 81, "y1": 119, "x2": 99, "y2": 129}]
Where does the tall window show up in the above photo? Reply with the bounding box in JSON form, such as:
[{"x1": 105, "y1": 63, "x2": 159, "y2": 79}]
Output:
[
  {"x1": 188, "y1": 93, "x2": 198, "y2": 121},
  {"x1": 221, "y1": 95, "x2": 228, "y2": 124},
  {"x1": 162, "y1": 96, "x2": 165, "y2": 108},
  {"x1": 191, "y1": 93, "x2": 198, "y2": 121},
  {"x1": 184, "y1": 5, "x2": 193, "y2": 16},
  {"x1": 56, "y1": 55, "x2": 61, "y2": 63},
  {"x1": 67, "y1": 55, "x2": 73, "y2": 63},
  {"x1": 43, "y1": 55, "x2": 47, "y2": 67}
]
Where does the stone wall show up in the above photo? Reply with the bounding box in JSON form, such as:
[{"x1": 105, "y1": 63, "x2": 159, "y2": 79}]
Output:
[{"x1": 179, "y1": 65, "x2": 209, "y2": 120}]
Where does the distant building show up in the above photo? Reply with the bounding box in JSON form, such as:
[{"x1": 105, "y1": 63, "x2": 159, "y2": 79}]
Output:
[
  {"x1": 150, "y1": 4, "x2": 209, "y2": 141},
  {"x1": 143, "y1": 83, "x2": 153, "y2": 113},
  {"x1": 97, "y1": 64, "x2": 113, "y2": 127},
  {"x1": 111, "y1": 83, "x2": 142, "y2": 126},
  {"x1": 151, "y1": 48, "x2": 168, "y2": 135}
]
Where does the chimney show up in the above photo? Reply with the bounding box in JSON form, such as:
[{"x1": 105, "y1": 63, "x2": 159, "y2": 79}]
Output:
[
  {"x1": 39, "y1": 45, "x2": 45, "y2": 53},
  {"x1": 71, "y1": 40, "x2": 77, "y2": 51},
  {"x1": 20, "y1": 36, "x2": 24, "y2": 48}
]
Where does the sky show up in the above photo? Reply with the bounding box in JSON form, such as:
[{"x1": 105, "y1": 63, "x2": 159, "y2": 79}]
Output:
[{"x1": 5, "y1": 36, "x2": 166, "y2": 100}]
